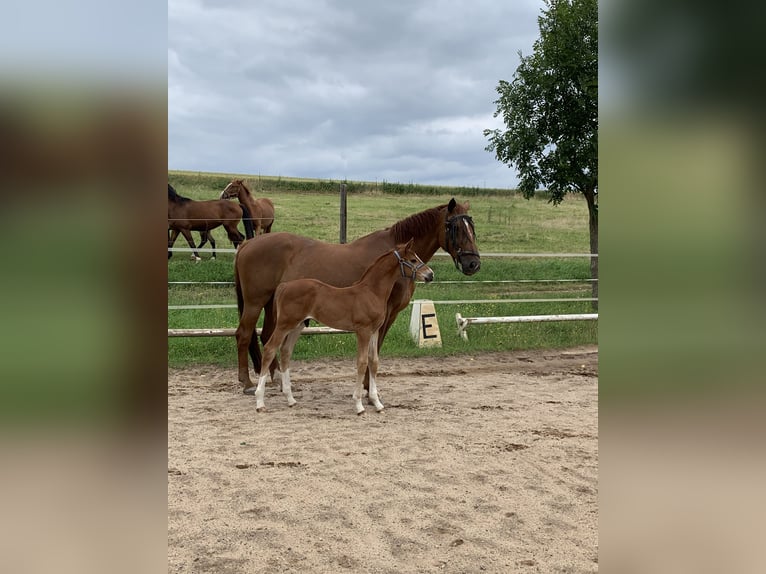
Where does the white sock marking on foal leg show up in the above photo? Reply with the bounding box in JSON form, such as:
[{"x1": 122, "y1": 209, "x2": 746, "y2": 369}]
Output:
[
  {"x1": 368, "y1": 375, "x2": 384, "y2": 412},
  {"x1": 254, "y1": 373, "x2": 268, "y2": 411},
  {"x1": 353, "y1": 376, "x2": 366, "y2": 415},
  {"x1": 366, "y1": 334, "x2": 383, "y2": 410},
  {"x1": 281, "y1": 369, "x2": 297, "y2": 407}
]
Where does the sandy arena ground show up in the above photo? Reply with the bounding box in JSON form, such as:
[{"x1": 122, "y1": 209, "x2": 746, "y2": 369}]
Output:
[{"x1": 168, "y1": 346, "x2": 598, "y2": 573}]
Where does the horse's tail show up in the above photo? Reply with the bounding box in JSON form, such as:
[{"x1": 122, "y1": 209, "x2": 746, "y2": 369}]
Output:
[{"x1": 240, "y1": 204, "x2": 255, "y2": 239}]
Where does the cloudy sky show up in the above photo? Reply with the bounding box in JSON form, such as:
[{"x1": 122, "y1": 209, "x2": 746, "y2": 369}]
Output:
[{"x1": 169, "y1": 0, "x2": 542, "y2": 189}]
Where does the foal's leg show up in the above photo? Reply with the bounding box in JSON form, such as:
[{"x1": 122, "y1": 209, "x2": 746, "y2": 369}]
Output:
[
  {"x1": 236, "y1": 306, "x2": 261, "y2": 394},
  {"x1": 352, "y1": 332, "x2": 371, "y2": 415},
  {"x1": 366, "y1": 331, "x2": 385, "y2": 412},
  {"x1": 277, "y1": 325, "x2": 304, "y2": 407},
  {"x1": 255, "y1": 330, "x2": 286, "y2": 412}
]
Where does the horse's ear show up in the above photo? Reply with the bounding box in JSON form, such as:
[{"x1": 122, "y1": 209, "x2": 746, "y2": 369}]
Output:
[
  {"x1": 395, "y1": 238, "x2": 414, "y2": 254},
  {"x1": 448, "y1": 198, "x2": 457, "y2": 213}
]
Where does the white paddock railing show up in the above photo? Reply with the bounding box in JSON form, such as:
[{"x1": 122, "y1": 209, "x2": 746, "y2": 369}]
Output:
[
  {"x1": 168, "y1": 298, "x2": 596, "y2": 311},
  {"x1": 455, "y1": 312, "x2": 598, "y2": 341},
  {"x1": 168, "y1": 299, "x2": 597, "y2": 338},
  {"x1": 168, "y1": 251, "x2": 598, "y2": 339}
]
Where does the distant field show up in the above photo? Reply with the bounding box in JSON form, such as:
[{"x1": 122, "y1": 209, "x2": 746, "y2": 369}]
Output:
[{"x1": 168, "y1": 170, "x2": 597, "y2": 366}]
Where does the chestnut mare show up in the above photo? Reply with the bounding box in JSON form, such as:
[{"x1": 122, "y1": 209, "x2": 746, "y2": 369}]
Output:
[
  {"x1": 220, "y1": 179, "x2": 275, "y2": 235},
  {"x1": 234, "y1": 198, "x2": 480, "y2": 394},
  {"x1": 168, "y1": 184, "x2": 254, "y2": 260},
  {"x1": 253, "y1": 239, "x2": 433, "y2": 414}
]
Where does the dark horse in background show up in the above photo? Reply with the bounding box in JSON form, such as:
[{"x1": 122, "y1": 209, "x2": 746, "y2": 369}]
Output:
[
  {"x1": 234, "y1": 198, "x2": 480, "y2": 395},
  {"x1": 168, "y1": 183, "x2": 254, "y2": 260}
]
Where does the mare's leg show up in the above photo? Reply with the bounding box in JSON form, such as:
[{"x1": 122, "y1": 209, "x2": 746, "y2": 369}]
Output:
[
  {"x1": 207, "y1": 233, "x2": 216, "y2": 259},
  {"x1": 236, "y1": 305, "x2": 262, "y2": 393},
  {"x1": 246, "y1": 306, "x2": 265, "y2": 377},
  {"x1": 196, "y1": 231, "x2": 215, "y2": 258},
  {"x1": 168, "y1": 229, "x2": 179, "y2": 259},
  {"x1": 278, "y1": 325, "x2": 304, "y2": 407},
  {"x1": 352, "y1": 332, "x2": 371, "y2": 415},
  {"x1": 180, "y1": 229, "x2": 201, "y2": 261},
  {"x1": 225, "y1": 224, "x2": 245, "y2": 249},
  {"x1": 363, "y1": 304, "x2": 403, "y2": 392},
  {"x1": 197, "y1": 231, "x2": 208, "y2": 250},
  {"x1": 366, "y1": 331, "x2": 384, "y2": 412}
]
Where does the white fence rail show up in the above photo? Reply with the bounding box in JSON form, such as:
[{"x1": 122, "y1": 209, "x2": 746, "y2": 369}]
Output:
[
  {"x1": 168, "y1": 297, "x2": 596, "y2": 311},
  {"x1": 455, "y1": 312, "x2": 598, "y2": 341},
  {"x1": 168, "y1": 252, "x2": 598, "y2": 339}
]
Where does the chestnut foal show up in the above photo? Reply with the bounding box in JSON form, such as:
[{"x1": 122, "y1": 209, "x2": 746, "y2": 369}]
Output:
[{"x1": 253, "y1": 239, "x2": 433, "y2": 414}]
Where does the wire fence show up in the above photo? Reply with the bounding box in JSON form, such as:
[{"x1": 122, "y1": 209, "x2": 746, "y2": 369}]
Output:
[{"x1": 168, "y1": 251, "x2": 598, "y2": 337}]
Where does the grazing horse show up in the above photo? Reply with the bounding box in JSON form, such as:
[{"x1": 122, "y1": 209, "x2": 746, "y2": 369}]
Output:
[
  {"x1": 234, "y1": 198, "x2": 480, "y2": 394},
  {"x1": 220, "y1": 179, "x2": 275, "y2": 235},
  {"x1": 253, "y1": 239, "x2": 433, "y2": 414},
  {"x1": 168, "y1": 183, "x2": 254, "y2": 260}
]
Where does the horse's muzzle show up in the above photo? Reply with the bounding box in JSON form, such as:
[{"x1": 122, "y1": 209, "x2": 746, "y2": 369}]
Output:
[
  {"x1": 421, "y1": 270, "x2": 434, "y2": 283},
  {"x1": 460, "y1": 256, "x2": 481, "y2": 275}
]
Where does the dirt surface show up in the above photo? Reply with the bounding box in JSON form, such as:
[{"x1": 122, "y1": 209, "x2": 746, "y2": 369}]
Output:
[{"x1": 168, "y1": 346, "x2": 598, "y2": 573}]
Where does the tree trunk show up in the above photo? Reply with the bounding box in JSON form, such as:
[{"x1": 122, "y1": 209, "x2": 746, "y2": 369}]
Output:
[{"x1": 583, "y1": 186, "x2": 598, "y2": 311}]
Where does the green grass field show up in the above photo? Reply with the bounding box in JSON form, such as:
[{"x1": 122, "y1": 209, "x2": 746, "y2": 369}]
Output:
[{"x1": 168, "y1": 170, "x2": 597, "y2": 367}]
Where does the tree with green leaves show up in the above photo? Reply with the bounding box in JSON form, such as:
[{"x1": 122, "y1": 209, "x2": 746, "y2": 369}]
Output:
[{"x1": 485, "y1": 0, "x2": 597, "y2": 308}]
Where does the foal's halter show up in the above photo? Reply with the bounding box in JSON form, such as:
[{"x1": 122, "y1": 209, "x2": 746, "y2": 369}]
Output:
[
  {"x1": 393, "y1": 250, "x2": 428, "y2": 280},
  {"x1": 445, "y1": 214, "x2": 479, "y2": 271}
]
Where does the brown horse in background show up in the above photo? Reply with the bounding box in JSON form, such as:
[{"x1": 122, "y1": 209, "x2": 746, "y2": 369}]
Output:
[
  {"x1": 253, "y1": 239, "x2": 434, "y2": 414},
  {"x1": 234, "y1": 198, "x2": 480, "y2": 395},
  {"x1": 220, "y1": 179, "x2": 275, "y2": 235},
  {"x1": 168, "y1": 183, "x2": 254, "y2": 260}
]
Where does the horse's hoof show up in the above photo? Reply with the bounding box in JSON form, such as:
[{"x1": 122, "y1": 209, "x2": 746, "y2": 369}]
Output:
[
  {"x1": 375, "y1": 406, "x2": 385, "y2": 413},
  {"x1": 256, "y1": 406, "x2": 265, "y2": 413},
  {"x1": 243, "y1": 387, "x2": 256, "y2": 395}
]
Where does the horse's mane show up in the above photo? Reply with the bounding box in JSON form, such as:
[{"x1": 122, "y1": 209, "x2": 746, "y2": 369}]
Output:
[
  {"x1": 234, "y1": 180, "x2": 253, "y2": 197},
  {"x1": 389, "y1": 204, "x2": 446, "y2": 243},
  {"x1": 168, "y1": 183, "x2": 191, "y2": 203},
  {"x1": 358, "y1": 247, "x2": 397, "y2": 281}
]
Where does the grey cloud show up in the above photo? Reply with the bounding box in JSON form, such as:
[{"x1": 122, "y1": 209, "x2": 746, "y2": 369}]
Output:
[{"x1": 169, "y1": 0, "x2": 542, "y2": 187}]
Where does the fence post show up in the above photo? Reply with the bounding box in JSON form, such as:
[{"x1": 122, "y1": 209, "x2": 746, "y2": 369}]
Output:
[{"x1": 339, "y1": 182, "x2": 347, "y2": 244}]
